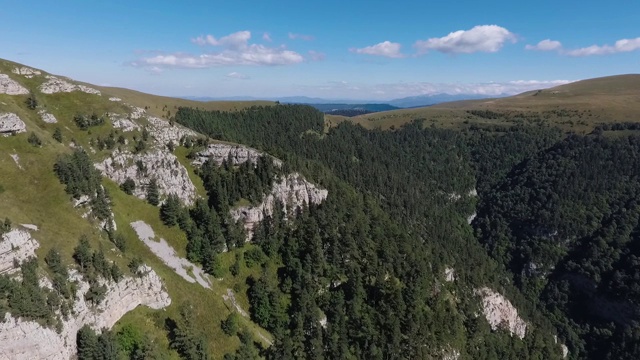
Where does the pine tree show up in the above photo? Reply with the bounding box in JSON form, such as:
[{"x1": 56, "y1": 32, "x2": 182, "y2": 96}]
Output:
[
  {"x1": 53, "y1": 127, "x2": 63, "y2": 143},
  {"x1": 120, "y1": 178, "x2": 136, "y2": 195},
  {"x1": 160, "y1": 194, "x2": 180, "y2": 226},
  {"x1": 146, "y1": 178, "x2": 160, "y2": 206},
  {"x1": 77, "y1": 325, "x2": 98, "y2": 360}
]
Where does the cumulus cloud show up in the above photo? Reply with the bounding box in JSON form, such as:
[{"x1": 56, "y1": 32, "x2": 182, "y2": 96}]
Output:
[
  {"x1": 226, "y1": 72, "x2": 249, "y2": 79},
  {"x1": 288, "y1": 32, "x2": 314, "y2": 41},
  {"x1": 526, "y1": 37, "x2": 640, "y2": 56},
  {"x1": 525, "y1": 39, "x2": 563, "y2": 51},
  {"x1": 351, "y1": 41, "x2": 404, "y2": 58},
  {"x1": 566, "y1": 37, "x2": 640, "y2": 56},
  {"x1": 132, "y1": 31, "x2": 304, "y2": 68},
  {"x1": 414, "y1": 25, "x2": 516, "y2": 54},
  {"x1": 262, "y1": 32, "x2": 272, "y2": 42}
]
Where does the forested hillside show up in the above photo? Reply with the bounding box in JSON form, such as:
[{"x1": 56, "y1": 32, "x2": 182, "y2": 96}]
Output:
[
  {"x1": 175, "y1": 104, "x2": 640, "y2": 359},
  {"x1": 2, "y1": 58, "x2": 639, "y2": 359}
]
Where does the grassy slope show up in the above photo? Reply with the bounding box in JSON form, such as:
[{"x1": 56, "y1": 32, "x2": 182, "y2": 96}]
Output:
[
  {"x1": 343, "y1": 74, "x2": 640, "y2": 132},
  {"x1": 1, "y1": 59, "x2": 272, "y2": 359}
]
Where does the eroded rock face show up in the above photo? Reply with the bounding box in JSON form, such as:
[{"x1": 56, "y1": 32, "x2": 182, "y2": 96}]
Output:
[
  {"x1": 0, "y1": 74, "x2": 29, "y2": 95},
  {"x1": 0, "y1": 229, "x2": 39, "y2": 275},
  {"x1": 12, "y1": 67, "x2": 41, "y2": 78},
  {"x1": 39, "y1": 75, "x2": 101, "y2": 95},
  {"x1": 0, "y1": 266, "x2": 170, "y2": 360},
  {"x1": 95, "y1": 148, "x2": 197, "y2": 206},
  {"x1": 444, "y1": 267, "x2": 456, "y2": 282},
  {"x1": 147, "y1": 116, "x2": 199, "y2": 146},
  {"x1": 0, "y1": 113, "x2": 26, "y2": 135},
  {"x1": 475, "y1": 287, "x2": 527, "y2": 339},
  {"x1": 193, "y1": 143, "x2": 268, "y2": 167},
  {"x1": 230, "y1": 173, "x2": 328, "y2": 237},
  {"x1": 0, "y1": 229, "x2": 170, "y2": 360}
]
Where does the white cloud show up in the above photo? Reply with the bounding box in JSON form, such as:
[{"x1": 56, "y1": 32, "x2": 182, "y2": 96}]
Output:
[
  {"x1": 525, "y1": 39, "x2": 563, "y2": 51},
  {"x1": 133, "y1": 31, "x2": 304, "y2": 68},
  {"x1": 525, "y1": 37, "x2": 640, "y2": 56},
  {"x1": 351, "y1": 41, "x2": 404, "y2": 58},
  {"x1": 288, "y1": 32, "x2": 314, "y2": 41},
  {"x1": 262, "y1": 32, "x2": 272, "y2": 42},
  {"x1": 566, "y1": 37, "x2": 640, "y2": 56},
  {"x1": 414, "y1": 25, "x2": 516, "y2": 54},
  {"x1": 226, "y1": 72, "x2": 249, "y2": 79},
  {"x1": 308, "y1": 50, "x2": 326, "y2": 61}
]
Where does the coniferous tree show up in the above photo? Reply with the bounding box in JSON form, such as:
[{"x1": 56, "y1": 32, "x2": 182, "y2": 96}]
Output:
[
  {"x1": 146, "y1": 179, "x2": 160, "y2": 206},
  {"x1": 160, "y1": 194, "x2": 180, "y2": 226},
  {"x1": 53, "y1": 127, "x2": 63, "y2": 143}
]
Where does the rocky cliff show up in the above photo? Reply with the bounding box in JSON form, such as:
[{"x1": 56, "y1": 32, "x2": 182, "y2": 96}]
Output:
[
  {"x1": 475, "y1": 287, "x2": 527, "y2": 339},
  {"x1": 0, "y1": 229, "x2": 171, "y2": 360},
  {"x1": 95, "y1": 148, "x2": 197, "y2": 206},
  {"x1": 230, "y1": 172, "x2": 328, "y2": 236}
]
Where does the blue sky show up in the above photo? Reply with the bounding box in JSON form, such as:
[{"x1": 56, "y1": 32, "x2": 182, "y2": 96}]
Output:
[{"x1": 1, "y1": 0, "x2": 639, "y2": 100}]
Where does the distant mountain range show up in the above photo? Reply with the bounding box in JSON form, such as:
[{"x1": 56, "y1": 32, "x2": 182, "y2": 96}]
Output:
[{"x1": 182, "y1": 93, "x2": 504, "y2": 110}]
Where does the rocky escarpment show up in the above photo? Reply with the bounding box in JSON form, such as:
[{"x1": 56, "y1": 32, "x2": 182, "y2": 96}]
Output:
[
  {"x1": 95, "y1": 148, "x2": 197, "y2": 206},
  {"x1": 147, "y1": 115, "x2": 199, "y2": 146},
  {"x1": 230, "y1": 173, "x2": 328, "y2": 236},
  {"x1": 39, "y1": 75, "x2": 101, "y2": 95},
  {"x1": 0, "y1": 229, "x2": 170, "y2": 360},
  {"x1": 0, "y1": 229, "x2": 39, "y2": 275},
  {"x1": 0, "y1": 266, "x2": 170, "y2": 360},
  {"x1": 475, "y1": 287, "x2": 527, "y2": 339},
  {"x1": 0, "y1": 113, "x2": 26, "y2": 136},
  {"x1": 193, "y1": 143, "x2": 276, "y2": 167},
  {"x1": 0, "y1": 74, "x2": 29, "y2": 95}
]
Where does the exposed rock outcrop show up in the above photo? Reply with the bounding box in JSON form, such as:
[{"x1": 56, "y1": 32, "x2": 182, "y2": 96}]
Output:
[
  {"x1": 0, "y1": 74, "x2": 28, "y2": 95},
  {"x1": 230, "y1": 173, "x2": 328, "y2": 236},
  {"x1": 39, "y1": 75, "x2": 101, "y2": 95},
  {"x1": 109, "y1": 113, "x2": 140, "y2": 132},
  {"x1": 444, "y1": 267, "x2": 456, "y2": 282},
  {"x1": 0, "y1": 229, "x2": 39, "y2": 275},
  {"x1": 0, "y1": 265, "x2": 170, "y2": 360},
  {"x1": 131, "y1": 221, "x2": 211, "y2": 289},
  {"x1": 0, "y1": 228, "x2": 170, "y2": 359},
  {"x1": 12, "y1": 67, "x2": 41, "y2": 78},
  {"x1": 147, "y1": 116, "x2": 199, "y2": 146},
  {"x1": 108, "y1": 97, "x2": 122, "y2": 102},
  {"x1": 95, "y1": 148, "x2": 197, "y2": 206},
  {"x1": 193, "y1": 143, "x2": 270, "y2": 167},
  {"x1": 38, "y1": 110, "x2": 57, "y2": 124},
  {"x1": 475, "y1": 287, "x2": 527, "y2": 339},
  {"x1": 0, "y1": 113, "x2": 26, "y2": 135}
]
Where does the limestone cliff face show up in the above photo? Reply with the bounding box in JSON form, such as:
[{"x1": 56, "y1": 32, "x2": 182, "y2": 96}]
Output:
[
  {"x1": 230, "y1": 173, "x2": 328, "y2": 237},
  {"x1": 0, "y1": 113, "x2": 26, "y2": 135},
  {"x1": 193, "y1": 143, "x2": 275, "y2": 166},
  {"x1": 475, "y1": 287, "x2": 527, "y2": 339},
  {"x1": 0, "y1": 229, "x2": 39, "y2": 275},
  {"x1": 0, "y1": 74, "x2": 28, "y2": 95},
  {"x1": 0, "y1": 230, "x2": 171, "y2": 360},
  {"x1": 0, "y1": 266, "x2": 170, "y2": 360},
  {"x1": 95, "y1": 148, "x2": 197, "y2": 206}
]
